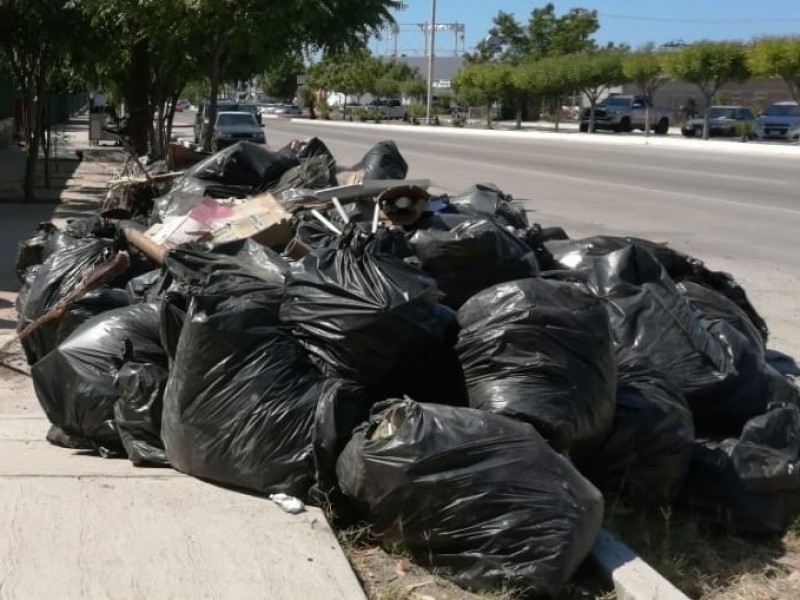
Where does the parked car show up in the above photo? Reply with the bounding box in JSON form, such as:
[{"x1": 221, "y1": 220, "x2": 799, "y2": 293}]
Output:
[
  {"x1": 273, "y1": 104, "x2": 301, "y2": 115},
  {"x1": 194, "y1": 99, "x2": 239, "y2": 143},
  {"x1": 257, "y1": 102, "x2": 281, "y2": 116},
  {"x1": 681, "y1": 106, "x2": 756, "y2": 138},
  {"x1": 753, "y1": 101, "x2": 800, "y2": 140},
  {"x1": 366, "y1": 99, "x2": 406, "y2": 120},
  {"x1": 174, "y1": 99, "x2": 192, "y2": 112},
  {"x1": 237, "y1": 103, "x2": 263, "y2": 125},
  {"x1": 579, "y1": 94, "x2": 672, "y2": 134},
  {"x1": 209, "y1": 111, "x2": 265, "y2": 150}
]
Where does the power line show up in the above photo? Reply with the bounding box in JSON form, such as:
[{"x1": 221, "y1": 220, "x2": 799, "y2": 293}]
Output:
[{"x1": 599, "y1": 12, "x2": 800, "y2": 24}]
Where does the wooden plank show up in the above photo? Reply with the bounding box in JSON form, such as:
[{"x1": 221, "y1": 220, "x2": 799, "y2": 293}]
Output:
[{"x1": 591, "y1": 529, "x2": 690, "y2": 600}]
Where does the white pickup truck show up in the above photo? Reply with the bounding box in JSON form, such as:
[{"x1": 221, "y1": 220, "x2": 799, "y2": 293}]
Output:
[{"x1": 580, "y1": 94, "x2": 673, "y2": 134}]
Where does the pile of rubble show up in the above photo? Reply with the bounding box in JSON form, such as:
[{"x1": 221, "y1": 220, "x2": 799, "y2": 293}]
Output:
[{"x1": 11, "y1": 138, "x2": 800, "y2": 597}]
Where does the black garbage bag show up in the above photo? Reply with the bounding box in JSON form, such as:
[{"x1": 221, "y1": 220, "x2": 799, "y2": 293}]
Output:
[
  {"x1": 576, "y1": 361, "x2": 695, "y2": 503},
  {"x1": 457, "y1": 278, "x2": 616, "y2": 452},
  {"x1": 162, "y1": 242, "x2": 288, "y2": 302},
  {"x1": 516, "y1": 224, "x2": 562, "y2": 272},
  {"x1": 125, "y1": 269, "x2": 163, "y2": 302},
  {"x1": 547, "y1": 235, "x2": 768, "y2": 344},
  {"x1": 291, "y1": 211, "x2": 338, "y2": 250},
  {"x1": 54, "y1": 288, "x2": 131, "y2": 344},
  {"x1": 691, "y1": 315, "x2": 798, "y2": 434},
  {"x1": 272, "y1": 156, "x2": 335, "y2": 192},
  {"x1": 278, "y1": 136, "x2": 337, "y2": 185},
  {"x1": 448, "y1": 183, "x2": 528, "y2": 229},
  {"x1": 15, "y1": 222, "x2": 59, "y2": 282},
  {"x1": 352, "y1": 140, "x2": 408, "y2": 180},
  {"x1": 310, "y1": 379, "x2": 383, "y2": 513},
  {"x1": 679, "y1": 404, "x2": 800, "y2": 535},
  {"x1": 281, "y1": 229, "x2": 458, "y2": 389},
  {"x1": 162, "y1": 295, "x2": 322, "y2": 497},
  {"x1": 337, "y1": 399, "x2": 604, "y2": 595},
  {"x1": 678, "y1": 281, "x2": 764, "y2": 351},
  {"x1": 409, "y1": 218, "x2": 540, "y2": 309},
  {"x1": 572, "y1": 244, "x2": 793, "y2": 435},
  {"x1": 31, "y1": 303, "x2": 166, "y2": 454},
  {"x1": 191, "y1": 141, "x2": 298, "y2": 189},
  {"x1": 113, "y1": 361, "x2": 169, "y2": 467},
  {"x1": 17, "y1": 237, "x2": 118, "y2": 364}
]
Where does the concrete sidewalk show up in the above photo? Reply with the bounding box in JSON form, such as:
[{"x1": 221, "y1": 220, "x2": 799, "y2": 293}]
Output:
[{"x1": 0, "y1": 120, "x2": 366, "y2": 599}]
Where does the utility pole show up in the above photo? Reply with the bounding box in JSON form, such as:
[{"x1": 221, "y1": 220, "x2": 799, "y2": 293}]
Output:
[{"x1": 425, "y1": 0, "x2": 437, "y2": 124}]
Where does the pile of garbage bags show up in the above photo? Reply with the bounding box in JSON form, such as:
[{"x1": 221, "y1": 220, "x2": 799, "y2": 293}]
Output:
[{"x1": 15, "y1": 139, "x2": 800, "y2": 596}]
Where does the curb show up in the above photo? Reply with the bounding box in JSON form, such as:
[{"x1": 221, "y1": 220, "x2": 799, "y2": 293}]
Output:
[
  {"x1": 592, "y1": 529, "x2": 690, "y2": 600},
  {"x1": 289, "y1": 118, "x2": 800, "y2": 158}
]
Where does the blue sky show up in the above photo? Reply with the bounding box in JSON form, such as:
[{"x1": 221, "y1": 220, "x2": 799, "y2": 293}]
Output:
[{"x1": 369, "y1": 1, "x2": 800, "y2": 56}]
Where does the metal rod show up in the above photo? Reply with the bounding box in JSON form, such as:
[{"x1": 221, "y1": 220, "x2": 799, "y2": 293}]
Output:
[
  {"x1": 371, "y1": 199, "x2": 380, "y2": 234},
  {"x1": 425, "y1": 0, "x2": 437, "y2": 124},
  {"x1": 311, "y1": 209, "x2": 342, "y2": 235},
  {"x1": 331, "y1": 196, "x2": 349, "y2": 224}
]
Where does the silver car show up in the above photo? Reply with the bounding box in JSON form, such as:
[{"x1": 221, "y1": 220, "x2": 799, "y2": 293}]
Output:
[
  {"x1": 754, "y1": 101, "x2": 800, "y2": 140},
  {"x1": 210, "y1": 111, "x2": 265, "y2": 150},
  {"x1": 681, "y1": 106, "x2": 756, "y2": 138}
]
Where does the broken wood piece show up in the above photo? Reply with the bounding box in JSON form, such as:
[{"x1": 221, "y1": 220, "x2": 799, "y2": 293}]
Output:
[
  {"x1": 123, "y1": 228, "x2": 166, "y2": 265},
  {"x1": 1, "y1": 251, "x2": 132, "y2": 362}
]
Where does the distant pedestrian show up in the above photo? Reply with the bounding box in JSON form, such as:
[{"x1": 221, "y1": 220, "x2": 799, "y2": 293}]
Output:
[{"x1": 91, "y1": 91, "x2": 107, "y2": 114}]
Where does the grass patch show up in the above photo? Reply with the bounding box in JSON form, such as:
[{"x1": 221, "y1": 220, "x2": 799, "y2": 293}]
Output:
[{"x1": 604, "y1": 498, "x2": 799, "y2": 599}]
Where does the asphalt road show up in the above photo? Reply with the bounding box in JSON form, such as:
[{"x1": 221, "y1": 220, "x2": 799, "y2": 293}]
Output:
[{"x1": 178, "y1": 112, "x2": 800, "y2": 356}]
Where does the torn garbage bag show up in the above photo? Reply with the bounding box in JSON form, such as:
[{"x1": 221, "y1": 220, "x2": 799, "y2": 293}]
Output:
[
  {"x1": 162, "y1": 295, "x2": 322, "y2": 497},
  {"x1": 113, "y1": 361, "x2": 169, "y2": 467},
  {"x1": 337, "y1": 399, "x2": 604, "y2": 596},
  {"x1": 281, "y1": 229, "x2": 458, "y2": 389},
  {"x1": 409, "y1": 218, "x2": 540, "y2": 309},
  {"x1": 576, "y1": 360, "x2": 695, "y2": 503},
  {"x1": 457, "y1": 278, "x2": 616, "y2": 452},
  {"x1": 31, "y1": 303, "x2": 166, "y2": 454},
  {"x1": 679, "y1": 404, "x2": 800, "y2": 535}
]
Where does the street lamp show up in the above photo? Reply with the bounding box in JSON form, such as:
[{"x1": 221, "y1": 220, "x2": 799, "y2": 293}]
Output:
[{"x1": 425, "y1": 0, "x2": 437, "y2": 124}]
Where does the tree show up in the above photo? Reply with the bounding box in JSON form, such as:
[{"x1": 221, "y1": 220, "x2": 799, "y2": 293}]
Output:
[
  {"x1": 452, "y1": 62, "x2": 514, "y2": 129},
  {"x1": 516, "y1": 54, "x2": 576, "y2": 132},
  {"x1": 623, "y1": 45, "x2": 670, "y2": 138},
  {"x1": 473, "y1": 4, "x2": 599, "y2": 128},
  {"x1": 748, "y1": 37, "x2": 800, "y2": 103},
  {"x1": 261, "y1": 53, "x2": 304, "y2": 102},
  {"x1": 568, "y1": 50, "x2": 627, "y2": 133},
  {"x1": 0, "y1": 0, "x2": 87, "y2": 201},
  {"x1": 664, "y1": 41, "x2": 750, "y2": 139}
]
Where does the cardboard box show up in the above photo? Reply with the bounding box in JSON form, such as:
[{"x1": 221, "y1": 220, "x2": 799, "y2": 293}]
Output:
[
  {"x1": 209, "y1": 193, "x2": 292, "y2": 248},
  {"x1": 145, "y1": 193, "x2": 292, "y2": 250}
]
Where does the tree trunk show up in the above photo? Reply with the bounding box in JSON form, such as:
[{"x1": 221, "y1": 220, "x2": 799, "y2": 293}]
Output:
[
  {"x1": 485, "y1": 101, "x2": 493, "y2": 130},
  {"x1": 589, "y1": 100, "x2": 597, "y2": 134},
  {"x1": 126, "y1": 38, "x2": 152, "y2": 155},
  {"x1": 204, "y1": 46, "x2": 223, "y2": 152},
  {"x1": 41, "y1": 93, "x2": 51, "y2": 189},
  {"x1": 154, "y1": 101, "x2": 166, "y2": 159},
  {"x1": 554, "y1": 98, "x2": 561, "y2": 133},
  {"x1": 702, "y1": 92, "x2": 711, "y2": 140},
  {"x1": 515, "y1": 94, "x2": 523, "y2": 130},
  {"x1": 645, "y1": 104, "x2": 651, "y2": 141},
  {"x1": 23, "y1": 92, "x2": 38, "y2": 202}
]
